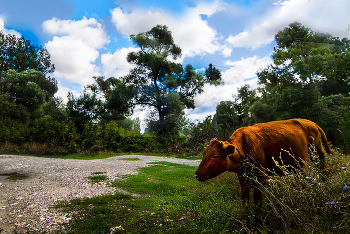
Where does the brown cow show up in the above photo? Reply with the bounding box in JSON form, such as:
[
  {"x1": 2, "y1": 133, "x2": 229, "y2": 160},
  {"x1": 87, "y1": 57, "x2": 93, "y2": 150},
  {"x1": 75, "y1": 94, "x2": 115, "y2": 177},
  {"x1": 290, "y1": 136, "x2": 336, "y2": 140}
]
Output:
[{"x1": 194, "y1": 119, "x2": 334, "y2": 203}]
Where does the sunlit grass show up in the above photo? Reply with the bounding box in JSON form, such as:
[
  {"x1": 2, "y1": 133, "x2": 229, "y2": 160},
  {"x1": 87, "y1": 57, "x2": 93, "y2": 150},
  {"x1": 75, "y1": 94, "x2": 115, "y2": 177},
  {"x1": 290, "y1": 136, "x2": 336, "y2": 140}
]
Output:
[
  {"x1": 120, "y1": 157, "x2": 141, "y2": 161},
  {"x1": 87, "y1": 172, "x2": 108, "y2": 184}
]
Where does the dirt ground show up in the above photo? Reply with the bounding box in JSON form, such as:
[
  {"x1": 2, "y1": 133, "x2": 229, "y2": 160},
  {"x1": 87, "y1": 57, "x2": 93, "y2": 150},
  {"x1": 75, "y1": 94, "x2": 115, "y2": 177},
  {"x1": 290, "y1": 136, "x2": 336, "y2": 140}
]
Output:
[{"x1": 0, "y1": 155, "x2": 200, "y2": 233}]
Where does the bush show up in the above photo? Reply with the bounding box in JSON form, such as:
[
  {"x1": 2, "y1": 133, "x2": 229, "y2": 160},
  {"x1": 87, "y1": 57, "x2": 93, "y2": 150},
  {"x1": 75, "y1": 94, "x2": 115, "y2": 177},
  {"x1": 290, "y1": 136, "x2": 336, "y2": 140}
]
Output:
[
  {"x1": 0, "y1": 119, "x2": 193, "y2": 155},
  {"x1": 244, "y1": 149, "x2": 350, "y2": 233}
]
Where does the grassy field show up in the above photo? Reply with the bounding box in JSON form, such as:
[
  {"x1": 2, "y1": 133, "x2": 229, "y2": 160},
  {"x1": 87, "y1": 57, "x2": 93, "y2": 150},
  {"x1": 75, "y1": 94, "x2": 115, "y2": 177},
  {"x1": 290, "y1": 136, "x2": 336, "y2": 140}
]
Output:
[{"x1": 51, "y1": 151, "x2": 350, "y2": 234}]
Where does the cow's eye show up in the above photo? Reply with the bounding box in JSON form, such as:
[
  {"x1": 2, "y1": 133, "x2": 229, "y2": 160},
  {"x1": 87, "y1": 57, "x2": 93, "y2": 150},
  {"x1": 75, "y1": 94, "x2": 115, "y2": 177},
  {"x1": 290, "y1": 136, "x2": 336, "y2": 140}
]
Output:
[{"x1": 211, "y1": 155, "x2": 218, "y2": 159}]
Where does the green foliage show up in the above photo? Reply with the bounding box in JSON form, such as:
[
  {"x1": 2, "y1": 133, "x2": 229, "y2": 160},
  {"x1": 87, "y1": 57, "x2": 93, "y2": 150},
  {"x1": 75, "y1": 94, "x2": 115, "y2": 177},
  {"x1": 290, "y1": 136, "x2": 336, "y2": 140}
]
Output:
[
  {"x1": 233, "y1": 84, "x2": 259, "y2": 126},
  {"x1": 40, "y1": 97, "x2": 65, "y2": 121},
  {"x1": 308, "y1": 94, "x2": 350, "y2": 152},
  {"x1": 0, "y1": 119, "x2": 178, "y2": 155},
  {"x1": 0, "y1": 119, "x2": 78, "y2": 154},
  {"x1": 274, "y1": 83, "x2": 320, "y2": 119},
  {"x1": 184, "y1": 116, "x2": 217, "y2": 151},
  {"x1": 213, "y1": 85, "x2": 260, "y2": 139},
  {"x1": 253, "y1": 151, "x2": 350, "y2": 233},
  {"x1": 249, "y1": 100, "x2": 274, "y2": 123},
  {"x1": 65, "y1": 91, "x2": 107, "y2": 133},
  {"x1": 205, "y1": 64, "x2": 222, "y2": 84},
  {"x1": 0, "y1": 33, "x2": 60, "y2": 123},
  {"x1": 0, "y1": 95, "x2": 29, "y2": 125},
  {"x1": 81, "y1": 122, "x2": 104, "y2": 151},
  {"x1": 0, "y1": 69, "x2": 58, "y2": 113},
  {"x1": 129, "y1": 24, "x2": 182, "y2": 60},
  {"x1": 123, "y1": 25, "x2": 222, "y2": 136},
  {"x1": 258, "y1": 22, "x2": 350, "y2": 103},
  {"x1": 0, "y1": 30, "x2": 55, "y2": 74},
  {"x1": 249, "y1": 21, "x2": 350, "y2": 152},
  {"x1": 272, "y1": 22, "x2": 350, "y2": 88},
  {"x1": 86, "y1": 76, "x2": 121, "y2": 99},
  {"x1": 216, "y1": 101, "x2": 239, "y2": 139},
  {"x1": 66, "y1": 80, "x2": 136, "y2": 133},
  {"x1": 116, "y1": 117, "x2": 141, "y2": 132},
  {"x1": 88, "y1": 172, "x2": 108, "y2": 184},
  {"x1": 106, "y1": 82, "x2": 136, "y2": 118}
]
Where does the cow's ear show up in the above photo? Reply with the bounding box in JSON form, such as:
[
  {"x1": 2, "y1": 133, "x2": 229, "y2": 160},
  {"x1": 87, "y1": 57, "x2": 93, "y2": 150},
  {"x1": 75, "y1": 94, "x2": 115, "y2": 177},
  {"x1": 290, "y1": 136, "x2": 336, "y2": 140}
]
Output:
[{"x1": 224, "y1": 144, "x2": 235, "y2": 156}]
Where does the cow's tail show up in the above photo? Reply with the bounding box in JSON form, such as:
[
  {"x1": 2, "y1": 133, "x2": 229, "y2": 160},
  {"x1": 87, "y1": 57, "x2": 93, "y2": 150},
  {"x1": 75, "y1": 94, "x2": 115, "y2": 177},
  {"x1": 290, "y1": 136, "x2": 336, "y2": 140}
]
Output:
[{"x1": 317, "y1": 125, "x2": 335, "y2": 156}]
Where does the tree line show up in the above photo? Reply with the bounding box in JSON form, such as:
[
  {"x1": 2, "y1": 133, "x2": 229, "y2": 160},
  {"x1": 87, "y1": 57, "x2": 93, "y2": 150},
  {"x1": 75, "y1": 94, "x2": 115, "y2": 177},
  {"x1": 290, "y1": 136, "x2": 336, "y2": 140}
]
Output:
[
  {"x1": 0, "y1": 25, "x2": 221, "y2": 154},
  {"x1": 1, "y1": 22, "x2": 349, "y2": 155}
]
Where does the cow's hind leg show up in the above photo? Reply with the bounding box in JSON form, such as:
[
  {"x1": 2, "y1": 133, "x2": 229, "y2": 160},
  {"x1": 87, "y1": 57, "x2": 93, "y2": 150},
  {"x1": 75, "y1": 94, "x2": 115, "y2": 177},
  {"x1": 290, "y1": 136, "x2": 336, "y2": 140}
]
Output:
[{"x1": 313, "y1": 136, "x2": 326, "y2": 170}]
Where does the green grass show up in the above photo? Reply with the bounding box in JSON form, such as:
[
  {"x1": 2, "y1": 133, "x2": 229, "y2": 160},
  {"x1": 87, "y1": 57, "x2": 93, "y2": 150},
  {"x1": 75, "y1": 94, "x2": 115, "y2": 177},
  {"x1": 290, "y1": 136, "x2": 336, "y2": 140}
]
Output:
[
  {"x1": 87, "y1": 172, "x2": 108, "y2": 184},
  {"x1": 52, "y1": 154, "x2": 350, "y2": 234},
  {"x1": 120, "y1": 157, "x2": 141, "y2": 161}
]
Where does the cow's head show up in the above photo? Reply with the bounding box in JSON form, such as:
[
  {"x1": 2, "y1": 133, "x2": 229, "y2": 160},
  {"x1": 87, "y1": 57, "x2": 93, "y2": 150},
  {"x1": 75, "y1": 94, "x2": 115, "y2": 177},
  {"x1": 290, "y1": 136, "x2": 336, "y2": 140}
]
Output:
[{"x1": 194, "y1": 138, "x2": 243, "y2": 182}]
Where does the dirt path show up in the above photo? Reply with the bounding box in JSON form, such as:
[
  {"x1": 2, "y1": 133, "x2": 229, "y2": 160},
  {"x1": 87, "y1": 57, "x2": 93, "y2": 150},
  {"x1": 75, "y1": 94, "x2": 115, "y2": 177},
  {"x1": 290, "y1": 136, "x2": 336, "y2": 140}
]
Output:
[{"x1": 0, "y1": 155, "x2": 200, "y2": 233}]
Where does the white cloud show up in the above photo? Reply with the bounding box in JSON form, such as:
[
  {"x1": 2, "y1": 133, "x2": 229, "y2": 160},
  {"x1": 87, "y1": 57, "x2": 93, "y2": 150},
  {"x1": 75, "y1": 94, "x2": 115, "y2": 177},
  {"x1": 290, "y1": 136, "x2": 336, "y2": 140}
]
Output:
[
  {"x1": 42, "y1": 17, "x2": 109, "y2": 86},
  {"x1": 42, "y1": 17, "x2": 109, "y2": 48},
  {"x1": 186, "y1": 77, "x2": 259, "y2": 122},
  {"x1": 45, "y1": 36, "x2": 100, "y2": 85},
  {"x1": 54, "y1": 83, "x2": 80, "y2": 102},
  {"x1": 223, "y1": 56, "x2": 272, "y2": 84},
  {"x1": 186, "y1": 55, "x2": 272, "y2": 121},
  {"x1": 226, "y1": 0, "x2": 350, "y2": 49},
  {"x1": 111, "y1": 8, "x2": 165, "y2": 36},
  {"x1": 0, "y1": 17, "x2": 4, "y2": 30},
  {"x1": 110, "y1": 1, "x2": 225, "y2": 59},
  {"x1": 101, "y1": 47, "x2": 139, "y2": 78},
  {"x1": 170, "y1": 2, "x2": 224, "y2": 58},
  {"x1": 221, "y1": 45, "x2": 233, "y2": 58},
  {"x1": 226, "y1": 22, "x2": 278, "y2": 50},
  {"x1": 0, "y1": 16, "x2": 21, "y2": 37}
]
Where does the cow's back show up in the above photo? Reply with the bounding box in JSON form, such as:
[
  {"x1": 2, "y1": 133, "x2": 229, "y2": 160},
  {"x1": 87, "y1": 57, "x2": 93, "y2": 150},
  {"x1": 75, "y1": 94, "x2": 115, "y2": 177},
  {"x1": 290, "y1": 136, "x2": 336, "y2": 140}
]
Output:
[{"x1": 228, "y1": 119, "x2": 319, "y2": 173}]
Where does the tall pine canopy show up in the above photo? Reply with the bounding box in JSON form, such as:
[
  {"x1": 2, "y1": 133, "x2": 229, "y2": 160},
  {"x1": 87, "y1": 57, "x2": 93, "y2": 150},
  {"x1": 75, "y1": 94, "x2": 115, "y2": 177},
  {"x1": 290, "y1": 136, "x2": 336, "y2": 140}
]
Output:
[{"x1": 114, "y1": 25, "x2": 222, "y2": 136}]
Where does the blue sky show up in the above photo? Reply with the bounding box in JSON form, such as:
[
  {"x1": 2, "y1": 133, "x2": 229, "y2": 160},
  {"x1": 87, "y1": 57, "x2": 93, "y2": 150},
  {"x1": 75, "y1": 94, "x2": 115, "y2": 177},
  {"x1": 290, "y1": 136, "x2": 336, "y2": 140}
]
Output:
[{"x1": 1, "y1": 0, "x2": 349, "y2": 127}]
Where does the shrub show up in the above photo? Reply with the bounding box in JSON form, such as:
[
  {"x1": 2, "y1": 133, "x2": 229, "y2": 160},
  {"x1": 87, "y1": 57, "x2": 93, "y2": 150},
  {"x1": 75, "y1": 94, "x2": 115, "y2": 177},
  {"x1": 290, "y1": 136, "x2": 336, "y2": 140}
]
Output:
[
  {"x1": 0, "y1": 119, "x2": 191, "y2": 155},
  {"x1": 244, "y1": 149, "x2": 350, "y2": 233},
  {"x1": 81, "y1": 122, "x2": 104, "y2": 152}
]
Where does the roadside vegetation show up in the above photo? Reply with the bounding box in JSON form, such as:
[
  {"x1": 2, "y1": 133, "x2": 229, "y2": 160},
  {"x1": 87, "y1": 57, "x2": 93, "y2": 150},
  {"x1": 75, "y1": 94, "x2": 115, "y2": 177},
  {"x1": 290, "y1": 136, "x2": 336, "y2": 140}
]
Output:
[{"x1": 1, "y1": 22, "x2": 350, "y2": 156}]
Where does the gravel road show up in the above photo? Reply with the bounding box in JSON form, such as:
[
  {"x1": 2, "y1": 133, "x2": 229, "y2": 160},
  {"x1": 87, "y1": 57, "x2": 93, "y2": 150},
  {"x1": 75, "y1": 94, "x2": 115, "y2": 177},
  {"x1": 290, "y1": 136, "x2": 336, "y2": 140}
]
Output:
[{"x1": 0, "y1": 155, "x2": 200, "y2": 233}]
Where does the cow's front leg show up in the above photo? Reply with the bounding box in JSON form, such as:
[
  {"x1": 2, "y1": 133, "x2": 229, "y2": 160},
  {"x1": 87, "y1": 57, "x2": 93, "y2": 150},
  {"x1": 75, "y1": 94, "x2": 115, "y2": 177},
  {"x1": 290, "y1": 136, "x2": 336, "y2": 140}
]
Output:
[
  {"x1": 253, "y1": 174, "x2": 266, "y2": 204},
  {"x1": 252, "y1": 174, "x2": 266, "y2": 226},
  {"x1": 238, "y1": 174, "x2": 250, "y2": 202}
]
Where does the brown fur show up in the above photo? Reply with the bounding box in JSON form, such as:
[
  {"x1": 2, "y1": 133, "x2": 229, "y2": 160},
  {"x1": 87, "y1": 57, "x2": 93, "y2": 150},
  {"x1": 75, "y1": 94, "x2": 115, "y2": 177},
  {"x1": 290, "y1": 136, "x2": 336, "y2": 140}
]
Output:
[{"x1": 194, "y1": 119, "x2": 334, "y2": 203}]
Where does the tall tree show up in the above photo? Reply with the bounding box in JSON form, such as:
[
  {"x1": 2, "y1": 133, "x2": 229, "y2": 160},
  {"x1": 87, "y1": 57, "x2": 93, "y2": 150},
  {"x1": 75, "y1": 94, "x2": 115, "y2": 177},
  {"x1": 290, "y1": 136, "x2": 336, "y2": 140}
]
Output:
[
  {"x1": 121, "y1": 25, "x2": 222, "y2": 135},
  {"x1": 0, "y1": 31, "x2": 55, "y2": 75},
  {"x1": 215, "y1": 101, "x2": 239, "y2": 139},
  {"x1": 0, "y1": 32, "x2": 60, "y2": 121},
  {"x1": 232, "y1": 84, "x2": 259, "y2": 125},
  {"x1": 256, "y1": 22, "x2": 350, "y2": 152},
  {"x1": 0, "y1": 69, "x2": 58, "y2": 113},
  {"x1": 67, "y1": 77, "x2": 136, "y2": 132},
  {"x1": 85, "y1": 76, "x2": 135, "y2": 121},
  {"x1": 257, "y1": 22, "x2": 350, "y2": 118},
  {"x1": 65, "y1": 91, "x2": 106, "y2": 133}
]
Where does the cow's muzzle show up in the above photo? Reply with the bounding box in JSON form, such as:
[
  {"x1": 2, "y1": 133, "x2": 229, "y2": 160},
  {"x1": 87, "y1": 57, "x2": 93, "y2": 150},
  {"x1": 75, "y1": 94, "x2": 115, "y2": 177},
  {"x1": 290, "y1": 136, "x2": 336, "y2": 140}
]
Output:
[{"x1": 194, "y1": 173, "x2": 206, "y2": 182}]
